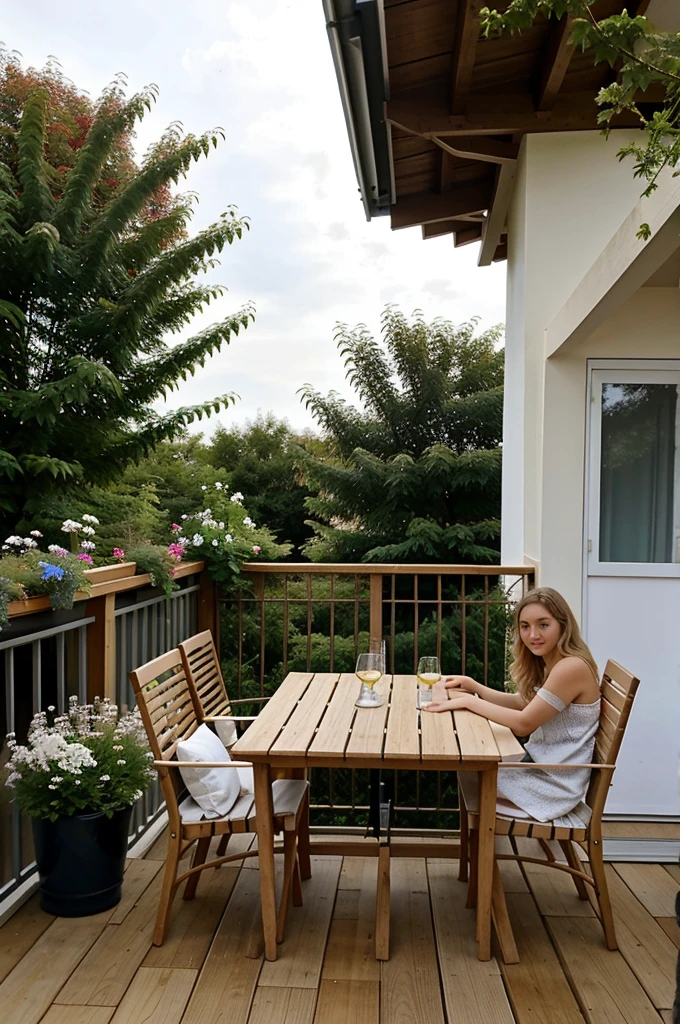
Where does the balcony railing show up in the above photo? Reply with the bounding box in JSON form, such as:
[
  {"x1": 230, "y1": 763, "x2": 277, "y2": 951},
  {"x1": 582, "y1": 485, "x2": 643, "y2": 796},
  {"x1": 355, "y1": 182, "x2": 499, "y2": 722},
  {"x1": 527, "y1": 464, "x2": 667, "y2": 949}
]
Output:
[
  {"x1": 0, "y1": 560, "x2": 209, "y2": 920},
  {"x1": 219, "y1": 563, "x2": 535, "y2": 831}
]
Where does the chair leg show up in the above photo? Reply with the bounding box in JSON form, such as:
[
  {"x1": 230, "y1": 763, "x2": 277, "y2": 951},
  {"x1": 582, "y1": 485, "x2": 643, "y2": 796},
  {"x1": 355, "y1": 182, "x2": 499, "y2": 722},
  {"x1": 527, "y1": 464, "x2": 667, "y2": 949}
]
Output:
[
  {"x1": 183, "y1": 836, "x2": 210, "y2": 900},
  {"x1": 458, "y1": 788, "x2": 469, "y2": 883},
  {"x1": 588, "y1": 836, "x2": 617, "y2": 950},
  {"x1": 491, "y1": 859, "x2": 519, "y2": 964},
  {"x1": 538, "y1": 838, "x2": 556, "y2": 863},
  {"x1": 292, "y1": 853, "x2": 303, "y2": 907},
  {"x1": 375, "y1": 844, "x2": 391, "y2": 961},
  {"x1": 276, "y1": 829, "x2": 297, "y2": 943},
  {"x1": 153, "y1": 833, "x2": 182, "y2": 946},
  {"x1": 216, "y1": 833, "x2": 230, "y2": 857},
  {"x1": 559, "y1": 839, "x2": 589, "y2": 900},
  {"x1": 466, "y1": 828, "x2": 479, "y2": 909},
  {"x1": 298, "y1": 787, "x2": 312, "y2": 881}
]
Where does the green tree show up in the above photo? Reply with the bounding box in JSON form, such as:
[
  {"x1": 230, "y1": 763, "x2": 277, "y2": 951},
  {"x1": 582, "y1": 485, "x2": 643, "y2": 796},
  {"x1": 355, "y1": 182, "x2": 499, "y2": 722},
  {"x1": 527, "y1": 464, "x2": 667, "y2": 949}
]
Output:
[
  {"x1": 0, "y1": 75, "x2": 253, "y2": 537},
  {"x1": 481, "y1": 3, "x2": 680, "y2": 237},
  {"x1": 207, "y1": 414, "x2": 319, "y2": 556},
  {"x1": 298, "y1": 307, "x2": 504, "y2": 563}
]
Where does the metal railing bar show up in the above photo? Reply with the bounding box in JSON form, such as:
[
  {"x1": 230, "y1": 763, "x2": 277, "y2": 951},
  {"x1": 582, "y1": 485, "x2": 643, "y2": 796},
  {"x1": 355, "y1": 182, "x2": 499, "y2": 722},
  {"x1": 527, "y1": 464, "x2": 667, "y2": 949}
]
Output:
[{"x1": 0, "y1": 617, "x2": 95, "y2": 651}]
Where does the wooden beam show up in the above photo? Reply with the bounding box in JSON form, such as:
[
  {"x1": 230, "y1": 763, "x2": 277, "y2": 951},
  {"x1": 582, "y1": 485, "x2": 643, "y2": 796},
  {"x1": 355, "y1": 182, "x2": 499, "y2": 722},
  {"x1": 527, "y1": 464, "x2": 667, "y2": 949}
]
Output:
[
  {"x1": 454, "y1": 225, "x2": 483, "y2": 247},
  {"x1": 391, "y1": 183, "x2": 491, "y2": 231},
  {"x1": 478, "y1": 161, "x2": 516, "y2": 266},
  {"x1": 451, "y1": 1, "x2": 484, "y2": 115},
  {"x1": 422, "y1": 217, "x2": 484, "y2": 240},
  {"x1": 387, "y1": 88, "x2": 641, "y2": 138},
  {"x1": 537, "y1": 16, "x2": 575, "y2": 111},
  {"x1": 433, "y1": 135, "x2": 519, "y2": 164}
]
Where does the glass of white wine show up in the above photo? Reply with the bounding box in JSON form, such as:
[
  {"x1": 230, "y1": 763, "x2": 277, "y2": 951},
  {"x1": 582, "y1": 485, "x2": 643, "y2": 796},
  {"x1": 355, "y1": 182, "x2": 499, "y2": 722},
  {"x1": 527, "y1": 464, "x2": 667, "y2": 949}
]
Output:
[
  {"x1": 417, "y1": 656, "x2": 441, "y2": 707},
  {"x1": 355, "y1": 651, "x2": 385, "y2": 708}
]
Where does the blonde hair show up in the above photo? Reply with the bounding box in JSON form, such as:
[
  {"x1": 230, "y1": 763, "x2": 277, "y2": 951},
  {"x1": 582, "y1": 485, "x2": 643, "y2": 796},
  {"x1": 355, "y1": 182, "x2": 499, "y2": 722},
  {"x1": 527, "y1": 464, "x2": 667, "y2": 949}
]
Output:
[{"x1": 509, "y1": 587, "x2": 599, "y2": 704}]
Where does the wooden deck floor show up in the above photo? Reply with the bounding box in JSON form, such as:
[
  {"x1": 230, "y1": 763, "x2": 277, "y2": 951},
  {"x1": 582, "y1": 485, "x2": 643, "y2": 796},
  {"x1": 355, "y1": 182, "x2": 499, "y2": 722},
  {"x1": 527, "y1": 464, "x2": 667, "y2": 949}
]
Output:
[{"x1": 0, "y1": 829, "x2": 678, "y2": 1024}]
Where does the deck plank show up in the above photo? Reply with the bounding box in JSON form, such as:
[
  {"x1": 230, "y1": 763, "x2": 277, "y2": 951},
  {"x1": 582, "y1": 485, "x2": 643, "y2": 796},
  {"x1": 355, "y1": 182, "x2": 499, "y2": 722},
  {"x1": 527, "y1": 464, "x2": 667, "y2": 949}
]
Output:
[
  {"x1": 109, "y1": 967, "x2": 196, "y2": 1024},
  {"x1": 547, "y1": 916, "x2": 661, "y2": 1024},
  {"x1": 40, "y1": 1007, "x2": 115, "y2": 1024},
  {"x1": 323, "y1": 858, "x2": 380, "y2": 983},
  {"x1": 0, "y1": 911, "x2": 112, "y2": 1024},
  {"x1": 603, "y1": 864, "x2": 677, "y2": 1010},
  {"x1": 259, "y1": 858, "x2": 342, "y2": 989},
  {"x1": 656, "y1": 918, "x2": 680, "y2": 949},
  {"x1": 514, "y1": 837, "x2": 595, "y2": 917},
  {"x1": 313, "y1": 979, "x2": 378, "y2": 1024},
  {"x1": 428, "y1": 859, "x2": 514, "y2": 1023},
  {"x1": 55, "y1": 874, "x2": 163, "y2": 1006},
  {"x1": 613, "y1": 864, "x2": 679, "y2": 918},
  {"x1": 181, "y1": 867, "x2": 264, "y2": 1024},
  {"x1": 248, "y1": 986, "x2": 317, "y2": 1024},
  {"x1": 502, "y1": 893, "x2": 586, "y2": 1024},
  {"x1": 0, "y1": 893, "x2": 54, "y2": 983},
  {"x1": 108, "y1": 859, "x2": 163, "y2": 925},
  {"x1": 380, "y1": 860, "x2": 444, "y2": 1024}
]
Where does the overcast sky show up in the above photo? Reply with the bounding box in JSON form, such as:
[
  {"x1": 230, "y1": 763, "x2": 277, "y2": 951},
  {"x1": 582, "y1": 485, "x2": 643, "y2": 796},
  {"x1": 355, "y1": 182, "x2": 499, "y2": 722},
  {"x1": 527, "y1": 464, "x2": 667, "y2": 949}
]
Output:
[{"x1": 4, "y1": 0, "x2": 506, "y2": 435}]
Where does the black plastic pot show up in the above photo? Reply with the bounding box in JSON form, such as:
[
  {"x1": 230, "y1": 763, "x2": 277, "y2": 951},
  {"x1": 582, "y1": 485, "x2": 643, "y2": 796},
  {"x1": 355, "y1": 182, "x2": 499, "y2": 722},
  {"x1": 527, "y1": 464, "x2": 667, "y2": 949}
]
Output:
[{"x1": 31, "y1": 806, "x2": 132, "y2": 916}]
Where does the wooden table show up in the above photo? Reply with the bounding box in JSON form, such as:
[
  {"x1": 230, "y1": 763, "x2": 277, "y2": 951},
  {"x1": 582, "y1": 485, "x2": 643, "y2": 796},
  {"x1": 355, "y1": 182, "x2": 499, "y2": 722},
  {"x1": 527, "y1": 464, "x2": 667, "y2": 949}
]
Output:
[{"x1": 232, "y1": 671, "x2": 504, "y2": 962}]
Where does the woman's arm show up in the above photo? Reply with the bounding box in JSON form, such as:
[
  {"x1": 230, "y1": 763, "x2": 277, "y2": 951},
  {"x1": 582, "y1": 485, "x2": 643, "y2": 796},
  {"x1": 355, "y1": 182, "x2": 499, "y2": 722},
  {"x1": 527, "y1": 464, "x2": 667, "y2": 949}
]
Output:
[{"x1": 435, "y1": 675, "x2": 525, "y2": 710}]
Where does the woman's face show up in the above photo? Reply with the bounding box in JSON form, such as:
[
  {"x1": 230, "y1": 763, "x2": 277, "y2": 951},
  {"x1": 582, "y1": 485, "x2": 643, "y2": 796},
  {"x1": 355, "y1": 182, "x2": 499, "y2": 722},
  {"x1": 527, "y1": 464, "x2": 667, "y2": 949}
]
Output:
[{"x1": 518, "y1": 602, "x2": 562, "y2": 658}]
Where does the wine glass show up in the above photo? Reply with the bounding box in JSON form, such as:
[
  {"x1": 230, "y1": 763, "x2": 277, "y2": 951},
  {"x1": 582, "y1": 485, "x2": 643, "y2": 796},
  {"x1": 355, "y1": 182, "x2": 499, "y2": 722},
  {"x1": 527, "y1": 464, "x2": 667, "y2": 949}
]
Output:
[
  {"x1": 355, "y1": 650, "x2": 385, "y2": 708},
  {"x1": 417, "y1": 656, "x2": 441, "y2": 707}
]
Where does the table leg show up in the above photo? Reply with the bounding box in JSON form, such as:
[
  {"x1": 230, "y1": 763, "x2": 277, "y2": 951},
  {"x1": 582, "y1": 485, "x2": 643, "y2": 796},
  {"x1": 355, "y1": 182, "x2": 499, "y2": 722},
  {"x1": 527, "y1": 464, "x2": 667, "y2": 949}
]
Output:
[
  {"x1": 253, "y1": 762, "x2": 278, "y2": 961},
  {"x1": 476, "y1": 765, "x2": 497, "y2": 961}
]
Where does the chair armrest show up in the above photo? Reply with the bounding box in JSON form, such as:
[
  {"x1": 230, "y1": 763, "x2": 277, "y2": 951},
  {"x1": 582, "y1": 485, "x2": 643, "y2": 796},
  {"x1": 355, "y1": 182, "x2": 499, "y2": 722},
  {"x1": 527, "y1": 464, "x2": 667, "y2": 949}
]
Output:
[
  {"x1": 154, "y1": 760, "x2": 253, "y2": 769},
  {"x1": 202, "y1": 714, "x2": 258, "y2": 722},
  {"x1": 499, "y1": 762, "x2": 615, "y2": 770}
]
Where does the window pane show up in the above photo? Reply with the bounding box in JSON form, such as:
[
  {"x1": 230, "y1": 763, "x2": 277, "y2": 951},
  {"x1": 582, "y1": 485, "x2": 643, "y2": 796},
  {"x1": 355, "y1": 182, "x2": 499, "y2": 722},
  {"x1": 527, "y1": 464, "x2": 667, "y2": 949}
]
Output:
[{"x1": 599, "y1": 382, "x2": 678, "y2": 562}]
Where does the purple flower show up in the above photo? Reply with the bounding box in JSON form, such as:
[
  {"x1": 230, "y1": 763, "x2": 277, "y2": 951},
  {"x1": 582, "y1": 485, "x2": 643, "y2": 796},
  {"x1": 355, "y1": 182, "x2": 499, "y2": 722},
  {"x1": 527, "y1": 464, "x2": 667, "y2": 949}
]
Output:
[
  {"x1": 77, "y1": 553, "x2": 94, "y2": 564},
  {"x1": 112, "y1": 548, "x2": 126, "y2": 560}
]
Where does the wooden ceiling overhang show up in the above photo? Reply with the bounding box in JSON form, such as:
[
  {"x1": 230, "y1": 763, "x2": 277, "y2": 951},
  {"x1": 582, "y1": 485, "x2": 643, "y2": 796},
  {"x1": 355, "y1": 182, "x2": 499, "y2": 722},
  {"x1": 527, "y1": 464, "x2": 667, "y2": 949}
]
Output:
[{"x1": 326, "y1": 0, "x2": 656, "y2": 264}]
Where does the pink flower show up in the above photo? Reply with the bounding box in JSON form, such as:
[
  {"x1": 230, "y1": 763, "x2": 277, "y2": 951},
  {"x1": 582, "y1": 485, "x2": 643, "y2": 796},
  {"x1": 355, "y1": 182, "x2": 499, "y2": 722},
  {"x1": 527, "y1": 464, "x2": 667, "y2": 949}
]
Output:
[
  {"x1": 112, "y1": 548, "x2": 126, "y2": 560},
  {"x1": 252, "y1": 545, "x2": 261, "y2": 554},
  {"x1": 171, "y1": 523, "x2": 181, "y2": 532},
  {"x1": 77, "y1": 553, "x2": 94, "y2": 564},
  {"x1": 167, "y1": 543, "x2": 184, "y2": 562}
]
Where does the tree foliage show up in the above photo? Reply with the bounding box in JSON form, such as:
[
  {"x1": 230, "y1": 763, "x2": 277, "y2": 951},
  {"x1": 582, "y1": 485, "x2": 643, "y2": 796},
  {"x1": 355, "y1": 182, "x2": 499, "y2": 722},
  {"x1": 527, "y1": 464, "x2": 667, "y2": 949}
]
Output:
[
  {"x1": 480, "y1": 3, "x2": 680, "y2": 238},
  {"x1": 298, "y1": 307, "x2": 504, "y2": 563},
  {"x1": 0, "y1": 70, "x2": 254, "y2": 536}
]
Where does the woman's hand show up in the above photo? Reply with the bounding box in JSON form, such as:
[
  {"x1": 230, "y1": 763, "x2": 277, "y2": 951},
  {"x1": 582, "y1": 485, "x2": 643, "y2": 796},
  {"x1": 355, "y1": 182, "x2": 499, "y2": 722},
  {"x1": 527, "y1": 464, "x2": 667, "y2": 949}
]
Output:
[
  {"x1": 422, "y1": 694, "x2": 474, "y2": 714},
  {"x1": 442, "y1": 675, "x2": 479, "y2": 694}
]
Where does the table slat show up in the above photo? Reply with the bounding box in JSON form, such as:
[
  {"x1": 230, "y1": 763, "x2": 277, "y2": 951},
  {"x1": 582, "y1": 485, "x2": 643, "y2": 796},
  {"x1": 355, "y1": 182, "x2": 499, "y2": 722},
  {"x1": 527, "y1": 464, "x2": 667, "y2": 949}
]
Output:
[
  {"x1": 420, "y1": 699, "x2": 460, "y2": 762},
  {"x1": 489, "y1": 721, "x2": 524, "y2": 760},
  {"x1": 309, "y1": 673, "x2": 361, "y2": 757},
  {"x1": 346, "y1": 676, "x2": 392, "y2": 759},
  {"x1": 454, "y1": 710, "x2": 499, "y2": 761},
  {"x1": 232, "y1": 672, "x2": 313, "y2": 756},
  {"x1": 384, "y1": 675, "x2": 420, "y2": 761},
  {"x1": 271, "y1": 673, "x2": 339, "y2": 755}
]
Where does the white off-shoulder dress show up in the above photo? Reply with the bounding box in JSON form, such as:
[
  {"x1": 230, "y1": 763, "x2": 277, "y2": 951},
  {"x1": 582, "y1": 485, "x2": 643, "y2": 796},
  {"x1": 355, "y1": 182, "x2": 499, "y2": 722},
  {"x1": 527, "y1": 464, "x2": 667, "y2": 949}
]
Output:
[{"x1": 495, "y1": 688, "x2": 601, "y2": 829}]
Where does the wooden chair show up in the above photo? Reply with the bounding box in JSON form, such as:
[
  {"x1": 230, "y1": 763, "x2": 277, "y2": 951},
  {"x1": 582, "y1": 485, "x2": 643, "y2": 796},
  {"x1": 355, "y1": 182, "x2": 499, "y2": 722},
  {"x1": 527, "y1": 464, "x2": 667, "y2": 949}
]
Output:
[
  {"x1": 179, "y1": 630, "x2": 312, "y2": 879},
  {"x1": 130, "y1": 648, "x2": 310, "y2": 947},
  {"x1": 458, "y1": 659, "x2": 640, "y2": 963}
]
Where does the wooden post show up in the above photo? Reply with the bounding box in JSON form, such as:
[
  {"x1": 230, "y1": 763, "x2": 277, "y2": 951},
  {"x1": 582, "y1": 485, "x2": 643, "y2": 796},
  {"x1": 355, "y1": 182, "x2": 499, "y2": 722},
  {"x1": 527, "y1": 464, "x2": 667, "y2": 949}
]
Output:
[
  {"x1": 370, "y1": 574, "x2": 383, "y2": 645},
  {"x1": 86, "y1": 593, "x2": 116, "y2": 703},
  {"x1": 197, "y1": 570, "x2": 217, "y2": 639}
]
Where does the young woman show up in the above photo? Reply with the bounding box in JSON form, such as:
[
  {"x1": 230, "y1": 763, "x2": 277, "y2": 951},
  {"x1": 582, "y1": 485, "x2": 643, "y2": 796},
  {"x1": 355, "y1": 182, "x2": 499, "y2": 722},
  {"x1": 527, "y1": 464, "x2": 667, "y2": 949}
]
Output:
[{"x1": 422, "y1": 587, "x2": 601, "y2": 827}]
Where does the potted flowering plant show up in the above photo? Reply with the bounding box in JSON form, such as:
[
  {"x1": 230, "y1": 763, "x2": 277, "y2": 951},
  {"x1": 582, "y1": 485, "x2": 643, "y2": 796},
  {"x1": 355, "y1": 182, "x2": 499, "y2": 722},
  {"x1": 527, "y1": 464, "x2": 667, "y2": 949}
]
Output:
[
  {"x1": 0, "y1": 548, "x2": 91, "y2": 610},
  {"x1": 169, "y1": 482, "x2": 290, "y2": 589},
  {"x1": 4, "y1": 697, "x2": 155, "y2": 916}
]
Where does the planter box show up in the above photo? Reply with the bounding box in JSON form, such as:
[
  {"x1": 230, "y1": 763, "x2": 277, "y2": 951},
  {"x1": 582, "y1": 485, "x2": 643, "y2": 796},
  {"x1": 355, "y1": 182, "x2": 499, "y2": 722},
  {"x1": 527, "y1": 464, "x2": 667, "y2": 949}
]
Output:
[{"x1": 83, "y1": 562, "x2": 137, "y2": 585}]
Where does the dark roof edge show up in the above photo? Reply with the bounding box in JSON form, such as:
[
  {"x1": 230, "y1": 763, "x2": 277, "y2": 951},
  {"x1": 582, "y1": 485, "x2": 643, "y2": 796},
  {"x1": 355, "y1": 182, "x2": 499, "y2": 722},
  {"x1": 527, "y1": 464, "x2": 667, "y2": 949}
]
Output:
[{"x1": 322, "y1": 0, "x2": 393, "y2": 219}]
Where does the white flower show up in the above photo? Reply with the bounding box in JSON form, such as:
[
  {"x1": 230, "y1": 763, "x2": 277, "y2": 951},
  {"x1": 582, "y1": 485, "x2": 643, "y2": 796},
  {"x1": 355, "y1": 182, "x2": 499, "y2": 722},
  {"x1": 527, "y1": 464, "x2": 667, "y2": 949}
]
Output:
[
  {"x1": 100, "y1": 774, "x2": 111, "y2": 781},
  {"x1": 214, "y1": 482, "x2": 223, "y2": 490},
  {"x1": 243, "y1": 517, "x2": 255, "y2": 529},
  {"x1": 113, "y1": 745, "x2": 124, "y2": 752},
  {"x1": 117, "y1": 759, "x2": 126, "y2": 765},
  {"x1": 23, "y1": 537, "x2": 38, "y2": 548},
  {"x1": 30, "y1": 530, "x2": 43, "y2": 538},
  {"x1": 81, "y1": 525, "x2": 96, "y2": 536},
  {"x1": 4, "y1": 535, "x2": 23, "y2": 546},
  {"x1": 181, "y1": 514, "x2": 188, "y2": 520},
  {"x1": 82, "y1": 514, "x2": 99, "y2": 525},
  {"x1": 218, "y1": 521, "x2": 225, "y2": 530},
  {"x1": 80, "y1": 540, "x2": 96, "y2": 551},
  {"x1": 192, "y1": 533, "x2": 204, "y2": 546},
  {"x1": 178, "y1": 536, "x2": 188, "y2": 546},
  {"x1": 61, "y1": 519, "x2": 82, "y2": 533},
  {"x1": 51, "y1": 776, "x2": 63, "y2": 784},
  {"x1": 230, "y1": 492, "x2": 244, "y2": 504},
  {"x1": 211, "y1": 539, "x2": 219, "y2": 547},
  {"x1": 201, "y1": 485, "x2": 207, "y2": 491},
  {"x1": 225, "y1": 533, "x2": 233, "y2": 544}
]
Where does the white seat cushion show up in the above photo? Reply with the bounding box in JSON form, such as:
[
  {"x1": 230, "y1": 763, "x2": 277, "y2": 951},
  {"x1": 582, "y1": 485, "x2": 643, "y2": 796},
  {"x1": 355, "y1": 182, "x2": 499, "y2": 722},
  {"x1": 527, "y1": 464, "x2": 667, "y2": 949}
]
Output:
[{"x1": 176, "y1": 724, "x2": 241, "y2": 819}]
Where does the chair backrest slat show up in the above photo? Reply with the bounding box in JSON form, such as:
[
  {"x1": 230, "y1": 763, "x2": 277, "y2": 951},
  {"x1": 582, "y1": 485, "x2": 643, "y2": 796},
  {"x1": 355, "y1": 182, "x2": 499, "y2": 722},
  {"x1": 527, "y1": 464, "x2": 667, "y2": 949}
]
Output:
[
  {"x1": 179, "y1": 631, "x2": 232, "y2": 722},
  {"x1": 586, "y1": 659, "x2": 639, "y2": 819}
]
